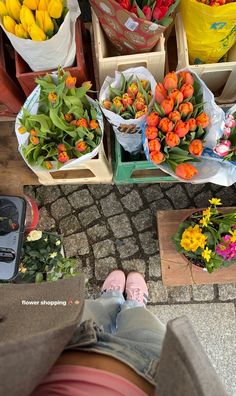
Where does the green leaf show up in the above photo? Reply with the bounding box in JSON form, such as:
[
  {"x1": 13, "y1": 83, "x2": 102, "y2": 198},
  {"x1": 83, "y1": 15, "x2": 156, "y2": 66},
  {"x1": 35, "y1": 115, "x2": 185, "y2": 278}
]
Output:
[
  {"x1": 49, "y1": 108, "x2": 74, "y2": 131},
  {"x1": 33, "y1": 144, "x2": 42, "y2": 161},
  {"x1": 157, "y1": 16, "x2": 172, "y2": 26}
]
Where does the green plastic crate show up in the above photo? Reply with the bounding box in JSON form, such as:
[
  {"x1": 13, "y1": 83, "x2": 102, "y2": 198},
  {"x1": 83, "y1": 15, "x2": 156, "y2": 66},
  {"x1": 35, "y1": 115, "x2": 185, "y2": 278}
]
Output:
[{"x1": 112, "y1": 135, "x2": 175, "y2": 184}]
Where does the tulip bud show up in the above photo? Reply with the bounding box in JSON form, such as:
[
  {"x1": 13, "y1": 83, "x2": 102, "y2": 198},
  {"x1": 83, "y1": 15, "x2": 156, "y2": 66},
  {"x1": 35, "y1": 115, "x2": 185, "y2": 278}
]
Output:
[
  {"x1": 36, "y1": 10, "x2": 54, "y2": 35},
  {"x1": 175, "y1": 163, "x2": 198, "y2": 180},
  {"x1": 150, "y1": 150, "x2": 165, "y2": 164},
  {"x1": 23, "y1": 0, "x2": 39, "y2": 10},
  {"x1": 148, "y1": 139, "x2": 161, "y2": 152},
  {"x1": 48, "y1": 0, "x2": 63, "y2": 19},
  {"x1": 189, "y1": 139, "x2": 203, "y2": 157},
  {"x1": 3, "y1": 15, "x2": 16, "y2": 33},
  {"x1": 6, "y1": 0, "x2": 21, "y2": 21},
  {"x1": 28, "y1": 23, "x2": 46, "y2": 40},
  {"x1": 38, "y1": 0, "x2": 49, "y2": 10},
  {"x1": 163, "y1": 72, "x2": 178, "y2": 91},
  {"x1": 15, "y1": 23, "x2": 29, "y2": 38},
  {"x1": 0, "y1": 0, "x2": 7, "y2": 16},
  {"x1": 20, "y1": 5, "x2": 35, "y2": 31},
  {"x1": 155, "y1": 83, "x2": 167, "y2": 104}
]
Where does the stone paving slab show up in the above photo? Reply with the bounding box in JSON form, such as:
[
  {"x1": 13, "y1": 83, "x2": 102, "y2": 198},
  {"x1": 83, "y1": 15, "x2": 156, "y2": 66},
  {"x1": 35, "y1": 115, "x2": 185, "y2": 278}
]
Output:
[{"x1": 149, "y1": 303, "x2": 236, "y2": 396}]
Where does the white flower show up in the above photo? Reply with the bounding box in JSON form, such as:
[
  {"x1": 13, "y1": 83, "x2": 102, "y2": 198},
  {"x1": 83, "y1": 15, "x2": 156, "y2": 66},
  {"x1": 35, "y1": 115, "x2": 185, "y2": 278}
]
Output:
[
  {"x1": 44, "y1": 238, "x2": 48, "y2": 242},
  {"x1": 27, "y1": 230, "x2": 42, "y2": 242},
  {"x1": 55, "y1": 240, "x2": 61, "y2": 246},
  {"x1": 49, "y1": 252, "x2": 58, "y2": 259}
]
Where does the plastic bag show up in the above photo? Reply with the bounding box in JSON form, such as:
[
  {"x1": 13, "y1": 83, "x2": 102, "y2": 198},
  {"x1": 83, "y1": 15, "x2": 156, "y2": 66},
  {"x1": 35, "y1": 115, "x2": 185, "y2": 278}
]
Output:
[
  {"x1": 1, "y1": 0, "x2": 80, "y2": 71},
  {"x1": 180, "y1": 0, "x2": 236, "y2": 64},
  {"x1": 15, "y1": 85, "x2": 104, "y2": 173},
  {"x1": 99, "y1": 67, "x2": 156, "y2": 153},
  {"x1": 143, "y1": 69, "x2": 225, "y2": 184}
]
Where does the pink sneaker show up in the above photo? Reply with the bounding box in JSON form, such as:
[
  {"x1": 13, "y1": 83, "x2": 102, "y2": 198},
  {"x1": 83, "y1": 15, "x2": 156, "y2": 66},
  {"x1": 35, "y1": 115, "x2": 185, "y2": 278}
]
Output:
[
  {"x1": 101, "y1": 270, "x2": 126, "y2": 294},
  {"x1": 125, "y1": 272, "x2": 149, "y2": 306}
]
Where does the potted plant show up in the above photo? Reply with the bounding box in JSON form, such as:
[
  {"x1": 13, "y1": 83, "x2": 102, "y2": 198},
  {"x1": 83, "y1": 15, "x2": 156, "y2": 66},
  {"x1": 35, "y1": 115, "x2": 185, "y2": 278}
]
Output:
[{"x1": 173, "y1": 198, "x2": 236, "y2": 273}]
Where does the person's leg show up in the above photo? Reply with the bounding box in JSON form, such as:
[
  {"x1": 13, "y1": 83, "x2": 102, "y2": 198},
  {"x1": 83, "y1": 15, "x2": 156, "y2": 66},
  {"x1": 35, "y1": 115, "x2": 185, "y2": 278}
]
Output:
[
  {"x1": 81, "y1": 270, "x2": 125, "y2": 333},
  {"x1": 116, "y1": 272, "x2": 165, "y2": 352}
]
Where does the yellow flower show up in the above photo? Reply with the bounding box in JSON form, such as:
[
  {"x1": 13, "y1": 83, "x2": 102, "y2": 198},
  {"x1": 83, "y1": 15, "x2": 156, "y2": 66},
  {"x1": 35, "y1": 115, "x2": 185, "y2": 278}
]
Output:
[
  {"x1": 27, "y1": 230, "x2": 42, "y2": 241},
  {"x1": 229, "y1": 230, "x2": 236, "y2": 243},
  {"x1": 18, "y1": 126, "x2": 27, "y2": 134},
  {"x1": 28, "y1": 23, "x2": 46, "y2": 40},
  {"x1": 3, "y1": 15, "x2": 16, "y2": 34},
  {"x1": 49, "y1": 252, "x2": 57, "y2": 258},
  {"x1": 19, "y1": 264, "x2": 27, "y2": 273},
  {"x1": 20, "y1": 5, "x2": 35, "y2": 31},
  {"x1": 201, "y1": 247, "x2": 212, "y2": 263},
  {"x1": 15, "y1": 23, "x2": 29, "y2": 38},
  {"x1": 0, "y1": 0, "x2": 7, "y2": 16},
  {"x1": 36, "y1": 10, "x2": 54, "y2": 35},
  {"x1": 23, "y1": 0, "x2": 39, "y2": 10},
  {"x1": 47, "y1": 0, "x2": 63, "y2": 19},
  {"x1": 38, "y1": 0, "x2": 49, "y2": 10},
  {"x1": 209, "y1": 198, "x2": 222, "y2": 206},
  {"x1": 180, "y1": 225, "x2": 207, "y2": 252},
  {"x1": 6, "y1": 0, "x2": 21, "y2": 21},
  {"x1": 200, "y1": 216, "x2": 209, "y2": 227},
  {"x1": 203, "y1": 208, "x2": 211, "y2": 220}
]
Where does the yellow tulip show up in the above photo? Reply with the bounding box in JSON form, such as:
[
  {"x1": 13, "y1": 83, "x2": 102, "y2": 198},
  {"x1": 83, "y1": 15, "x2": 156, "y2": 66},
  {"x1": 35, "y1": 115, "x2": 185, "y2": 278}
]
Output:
[
  {"x1": 48, "y1": 0, "x2": 63, "y2": 19},
  {"x1": 15, "y1": 23, "x2": 29, "y2": 38},
  {"x1": 36, "y1": 10, "x2": 54, "y2": 35},
  {"x1": 20, "y1": 5, "x2": 35, "y2": 31},
  {"x1": 23, "y1": 0, "x2": 39, "y2": 10},
  {"x1": 38, "y1": 0, "x2": 49, "y2": 10},
  {"x1": 28, "y1": 23, "x2": 46, "y2": 40},
  {"x1": 3, "y1": 15, "x2": 16, "y2": 33},
  {"x1": 0, "y1": 1, "x2": 7, "y2": 16},
  {"x1": 6, "y1": 0, "x2": 21, "y2": 21}
]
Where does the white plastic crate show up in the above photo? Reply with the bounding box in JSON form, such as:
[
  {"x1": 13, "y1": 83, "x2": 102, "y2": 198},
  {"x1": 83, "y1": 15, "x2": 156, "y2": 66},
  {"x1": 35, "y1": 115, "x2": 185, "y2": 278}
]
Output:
[
  {"x1": 175, "y1": 13, "x2": 236, "y2": 104},
  {"x1": 92, "y1": 10, "x2": 165, "y2": 88},
  {"x1": 35, "y1": 130, "x2": 113, "y2": 185}
]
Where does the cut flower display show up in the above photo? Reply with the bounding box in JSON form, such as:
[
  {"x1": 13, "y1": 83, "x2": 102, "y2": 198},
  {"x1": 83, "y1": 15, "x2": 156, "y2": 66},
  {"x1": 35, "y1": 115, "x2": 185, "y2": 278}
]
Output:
[
  {"x1": 173, "y1": 198, "x2": 236, "y2": 273},
  {"x1": 16, "y1": 68, "x2": 103, "y2": 170},
  {"x1": 143, "y1": 70, "x2": 210, "y2": 180}
]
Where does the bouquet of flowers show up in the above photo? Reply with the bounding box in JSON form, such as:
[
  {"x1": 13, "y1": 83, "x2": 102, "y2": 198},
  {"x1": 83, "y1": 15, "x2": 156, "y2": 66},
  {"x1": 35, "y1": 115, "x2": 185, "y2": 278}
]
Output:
[
  {"x1": 0, "y1": 0, "x2": 80, "y2": 70},
  {"x1": 16, "y1": 67, "x2": 103, "y2": 171},
  {"x1": 173, "y1": 198, "x2": 236, "y2": 273},
  {"x1": 213, "y1": 110, "x2": 236, "y2": 160},
  {"x1": 143, "y1": 70, "x2": 210, "y2": 180},
  {"x1": 19, "y1": 229, "x2": 79, "y2": 282},
  {"x1": 100, "y1": 67, "x2": 156, "y2": 153}
]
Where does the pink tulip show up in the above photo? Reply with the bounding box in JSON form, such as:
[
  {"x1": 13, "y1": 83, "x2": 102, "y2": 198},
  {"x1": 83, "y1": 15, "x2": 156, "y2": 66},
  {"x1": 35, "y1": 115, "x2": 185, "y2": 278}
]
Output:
[
  {"x1": 223, "y1": 127, "x2": 231, "y2": 138},
  {"x1": 213, "y1": 140, "x2": 231, "y2": 157}
]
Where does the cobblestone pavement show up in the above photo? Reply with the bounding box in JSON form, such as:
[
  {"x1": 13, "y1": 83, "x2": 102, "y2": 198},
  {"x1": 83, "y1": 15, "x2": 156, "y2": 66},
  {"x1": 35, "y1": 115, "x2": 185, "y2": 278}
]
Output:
[{"x1": 24, "y1": 182, "x2": 236, "y2": 305}]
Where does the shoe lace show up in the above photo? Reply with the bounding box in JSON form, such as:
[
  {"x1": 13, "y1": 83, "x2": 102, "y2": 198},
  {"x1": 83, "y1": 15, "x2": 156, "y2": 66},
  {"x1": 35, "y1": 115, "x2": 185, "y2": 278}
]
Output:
[
  {"x1": 103, "y1": 284, "x2": 122, "y2": 293},
  {"x1": 126, "y1": 286, "x2": 143, "y2": 303}
]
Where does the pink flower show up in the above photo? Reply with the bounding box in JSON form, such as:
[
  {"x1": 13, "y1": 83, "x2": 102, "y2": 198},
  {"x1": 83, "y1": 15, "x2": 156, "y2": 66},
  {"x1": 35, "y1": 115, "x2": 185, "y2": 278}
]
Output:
[
  {"x1": 213, "y1": 140, "x2": 231, "y2": 157},
  {"x1": 223, "y1": 127, "x2": 231, "y2": 138},
  {"x1": 142, "y1": 5, "x2": 152, "y2": 20},
  {"x1": 225, "y1": 114, "x2": 236, "y2": 128},
  {"x1": 153, "y1": 5, "x2": 168, "y2": 20}
]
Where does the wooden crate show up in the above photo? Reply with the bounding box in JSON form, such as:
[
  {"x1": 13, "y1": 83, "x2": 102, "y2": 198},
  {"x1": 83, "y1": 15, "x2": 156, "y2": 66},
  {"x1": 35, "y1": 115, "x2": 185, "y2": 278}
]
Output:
[
  {"x1": 34, "y1": 126, "x2": 113, "y2": 185},
  {"x1": 157, "y1": 208, "x2": 236, "y2": 286},
  {"x1": 175, "y1": 13, "x2": 236, "y2": 104},
  {"x1": 92, "y1": 10, "x2": 165, "y2": 88}
]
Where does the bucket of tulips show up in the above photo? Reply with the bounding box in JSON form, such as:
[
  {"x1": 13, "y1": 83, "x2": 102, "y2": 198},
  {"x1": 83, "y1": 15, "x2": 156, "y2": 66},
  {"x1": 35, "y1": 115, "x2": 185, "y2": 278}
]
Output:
[
  {"x1": 0, "y1": 0, "x2": 80, "y2": 71},
  {"x1": 99, "y1": 67, "x2": 156, "y2": 153},
  {"x1": 90, "y1": 0, "x2": 180, "y2": 55},
  {"x1": 15, "y1": 67, "x2": 103, "y2": 172},
  {"x1": 173, "y1": 197, "x2": 236, "y2": 273},
  {"x1": 143, "y1": 69, "x2": 224, "y2": 182}
]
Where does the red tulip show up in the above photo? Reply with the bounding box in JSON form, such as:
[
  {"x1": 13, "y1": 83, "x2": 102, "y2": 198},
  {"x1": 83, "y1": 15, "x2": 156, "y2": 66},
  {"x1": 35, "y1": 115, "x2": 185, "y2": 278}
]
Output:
[{"x1": 142, "y1": 5, "x2": 152, "y2": 20}]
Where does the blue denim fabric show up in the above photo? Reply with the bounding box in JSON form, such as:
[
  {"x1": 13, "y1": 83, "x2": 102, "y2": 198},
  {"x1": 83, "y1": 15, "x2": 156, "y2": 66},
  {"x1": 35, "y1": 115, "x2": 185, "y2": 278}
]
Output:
[{"x1": 66, "y1": 291, "x2": 166, "y2": 385}]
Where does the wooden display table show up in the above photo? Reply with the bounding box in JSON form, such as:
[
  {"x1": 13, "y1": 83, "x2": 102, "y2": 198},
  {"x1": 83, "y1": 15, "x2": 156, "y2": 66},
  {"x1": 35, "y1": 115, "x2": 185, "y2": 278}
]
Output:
[{"x1": 158, "y1": 208, "x2": 236, "y2": 286}]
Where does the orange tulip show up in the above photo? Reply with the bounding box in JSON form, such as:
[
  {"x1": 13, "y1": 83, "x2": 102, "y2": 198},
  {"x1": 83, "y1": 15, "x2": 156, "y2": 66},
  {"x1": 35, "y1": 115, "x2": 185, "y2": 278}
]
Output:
[
  {"x1": 57, "y1": 143, "x2": 66, "y2": 152},
  {"x1": 188, "y1": 118, "x2": 197, "y2": 131},
  {"x1": 155, "y1": 83, "x2": 167, "y2": 104},
  {"x1": 48, "y1": 92, "x2": 57, "y2": 104},
  {"x1": 180, "y1": 83, "x2": 194, "y2": 99},
  {"x1": 30, "y1": 129, "x2": 37, "y2": 136},
  {"x1": 196, "y1": 112, "x2": 209, "y2": 128},
  {"x1": 133, "y1": 98, "x2": 145, "y2": 111},
  {"x1": 189, "y1": 139, "x2": 203, "y2": 157},
  {"x1": 64, "y1": 113, "x2": 74, "y2": 123},
  {"x1": 89, "y1": 120, "x2": 99, "y2": 130},
  {"x1": 178, "y1": 71, "x2": 194, "y2": 85},
  {"x1": 161, "y1": 98, "x2": 174, "y2": 115},
  {"x1": 159, "y1": 117, "x2": 174, "y2": 134},
  {"x1": 76, "y1": 141, "x2": 87, "y2": 152},
  {"x1": 45, "y1": 160, "x2": 53, "y2": 170},
  {"x1": 122, "y1": 93, "x2": 133, "y2": 107},
  {"x1": 148, "y1": 139, "x2": 161, "y2": 152},
  {"x1": 65, "y1": 75, "x2": 76, "y2": 89},
  {"x1": 179, "y1": 102, "x2": 193, "y2": 117},
  {"x1": 150, "y1": 150, "x2": 165, "y2": 164},
  {"x1": 30, "y1": 136, "x2": 39, "y2": 145},
  {"x1": 146, "y1": 112, "x2": 159, "y2": 127},
  {"x1": 163, "y1": 72, "x2": 178, "y2": 91},
  {"x1": 168, "y1": 89, "x2": 183, "y2": 104},
  {"x1": 76, "y1": 118, "x2": 88, "y2": 128},
  {"x1": 58, "y1": 151, "x2": 69, "y2": 163},
  {"x1": 174, "y1": 120, "x2": 190, "y2": 137},
  {"x1": 127, "y1": 82, "x2": 138, "y2": 97},
  {"x1": 175, "y1": 163, "x2": 198, "y2": 180},
  {"x1": 145, "y1": 126, "x2": 158, "y2": 140},
  {"x1": 165, "y1": 132, "x2": 180, "y2": 148},
  {"x1": 103, "y1": 100, "x2": 111, "y2": 110},
  {"x1": 169, "y1": 111, "x2": 181, "y2": 123}
]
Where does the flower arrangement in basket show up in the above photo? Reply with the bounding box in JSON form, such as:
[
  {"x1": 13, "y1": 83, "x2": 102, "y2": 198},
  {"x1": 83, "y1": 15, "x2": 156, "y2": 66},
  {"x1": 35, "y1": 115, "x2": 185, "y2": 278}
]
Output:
[
  {"x1": 213, "y1": 110, "x2": 236, "y2": 160},
  {"x1": 16, "y1": 68, "x2": 103, "y2": 171},
  {"x1": 173, "y1": 198, "x2": 236, "y2": 273},
  {"x1": 143, "y1": 70, "x2": 210, "y2": 180},
  {"x1": 19, "y1": 230, "x2": 79, "y2": 282}
]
